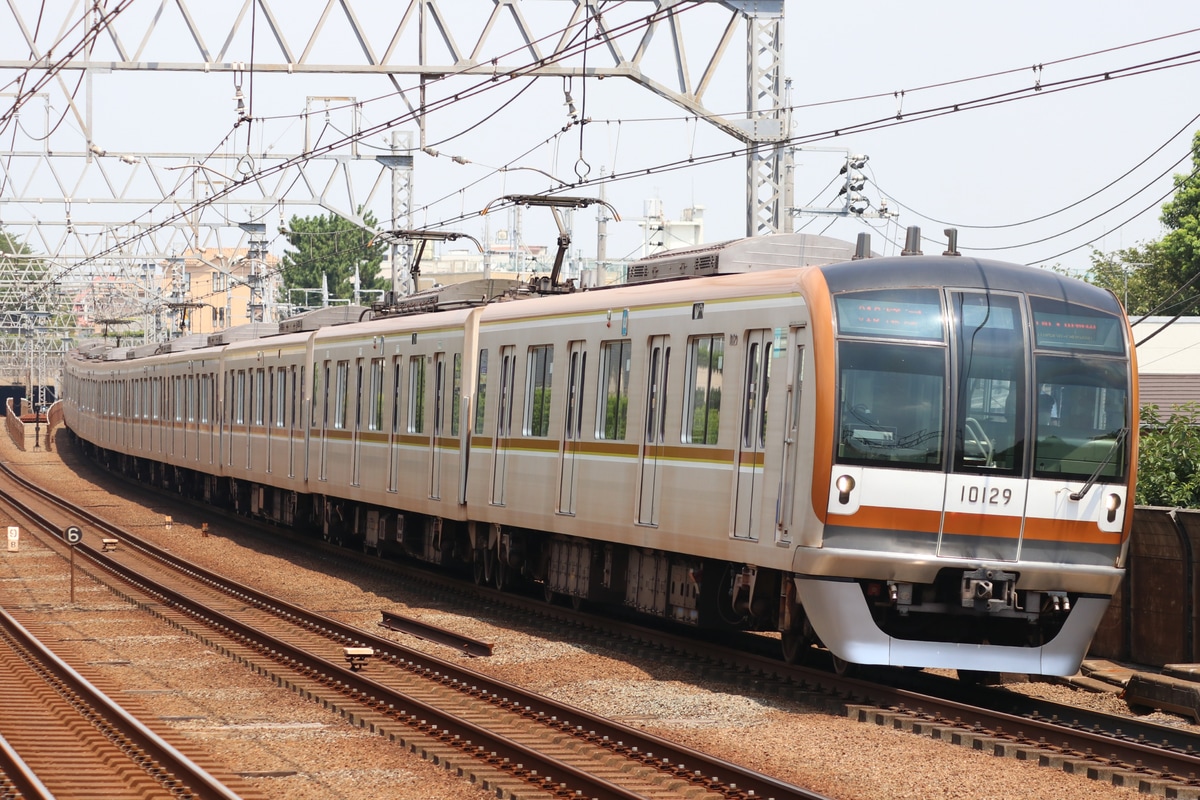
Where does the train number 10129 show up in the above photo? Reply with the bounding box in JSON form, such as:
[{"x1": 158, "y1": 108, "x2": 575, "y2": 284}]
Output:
[{"x1": 959, "y1": 485, "x2": 1013, "y2": 506}]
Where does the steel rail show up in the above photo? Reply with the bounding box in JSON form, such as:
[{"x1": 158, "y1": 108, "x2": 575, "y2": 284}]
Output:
[
  {"x1": 9, "y1": 448, "x2": 1199, "y2": 792},
  {"x1": 0, "y1": 461, "x2": 828, "y2": 800},
  {"x1": 0, "y1": 606, "x2": 243, "y2": 800},
  {"x1": 0, "y1": 730, "x2": 56, "y2": 800},
  {"x1": 380, "y1": 609, "x2": 495, "y2": 656}
]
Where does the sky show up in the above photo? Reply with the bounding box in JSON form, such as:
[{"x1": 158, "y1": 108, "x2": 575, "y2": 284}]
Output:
[
  {"x1": 1, "y1": 0, "x2": 1198, "y2": 280},
  {"x1": 782, "y1": 1, "x2": 1200, "y2": 272}
]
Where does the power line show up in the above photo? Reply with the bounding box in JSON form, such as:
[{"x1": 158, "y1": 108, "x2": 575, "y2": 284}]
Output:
[
  {"x1": 872, "y1": 109, "x2": 1200, "y2": 230},
  {"x1": 16, "y1": 16, "x2": 1200, "y2": 304},
  {"x1": 14, "y1": 1, "x2": 698, "y2": 303}
]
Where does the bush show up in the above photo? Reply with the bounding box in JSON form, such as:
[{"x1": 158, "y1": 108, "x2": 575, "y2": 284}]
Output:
[{"x1": 1137, "y1": 402, "x2": 1200, "y2": 507}]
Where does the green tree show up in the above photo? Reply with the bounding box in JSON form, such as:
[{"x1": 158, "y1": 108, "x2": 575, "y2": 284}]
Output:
[
  {"x1": 1090, "y1": 132, "x2": 1200, "y2": 316},
  {"x1": 1154, "y1": 130, "x2": 1200, "y2": 314},
  {"x1": 1083, "y1": 244, "x2": 1162, "y2": 315},
  {"x1": 1137, "y1": 402, "x2": 1200, "y2": 507},
  {"x1": 280, "y1": 208, "x2": 386, "y2": 303},
  {"x1": 0, "y1": 228, "x2": 30, "y2": 258}
]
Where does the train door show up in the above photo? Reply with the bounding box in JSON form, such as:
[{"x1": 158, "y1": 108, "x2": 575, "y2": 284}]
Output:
[
  {"x1": 201, "y1": 373, "x2": 213, "y2": 467},
  {"x1": 430, "y1": 352, "x2": 446, "y2": 499},
  {"x1": 187, "y1": 373, "x2": 197, "y2": 463},
  {"x1": 637, "y1": 336, "x2": 670, "y2": 526},
  {"x1": 222, "y1": 372, "x2": 232, "y2": 467},
  {"x1": 388, "y1": 356, "x2": 402, "y2": 493},
  {"x1": 169, "y1": 374, "x2": 177, "y2": 455},
  {"x1": 288, "y1": 365, "x2": 298, "y2": 478},
  {"x1": 557, "y1": 341, "x2": 586, "y2": 515},
  {"x1": 266, "y1": 368, "x2": 275, "y2": 474},
  {"x1": 231, "y1": 371, "x2": 245, "y2": 468},
  {"x1": 155, "y1": 375, "x2": 164, "y2": 457},
  {"x1": 352, "y1": 358, "x2": 364, "y2": 487},
  {"x1": 775, "y1": 329, "x2": 806, "y2": 544},
  {"x1": 248, "y1": 367, "x2": 263, "y2": 470},
  {"x1": 940, "y1": 291, "x2": 1027, "y2": 561},
  {"x1": 318, "y1": 361, "x2": 330, "y2": 481},
  {"x1": 733, "y1": 329, "x2": 771, "y2": 540},
  {"x1": 490, "y1": 345, "x2": 516, "y2": 505}
]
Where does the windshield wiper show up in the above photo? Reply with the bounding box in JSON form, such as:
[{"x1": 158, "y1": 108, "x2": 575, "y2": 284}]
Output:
[{"x1": 1069, "y1": 427, "x2": 1129, "y2": 501}]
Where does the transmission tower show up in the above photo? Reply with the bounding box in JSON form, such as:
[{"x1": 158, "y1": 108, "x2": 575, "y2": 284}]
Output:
[{"x1": 0, "y1": 0, "x2": 791, "y2": 390}]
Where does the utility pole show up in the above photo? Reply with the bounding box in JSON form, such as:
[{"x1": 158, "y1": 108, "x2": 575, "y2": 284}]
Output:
[
  {"x1": 239, "y1": 222, "x2": 269, "y2": 323},
  {"x1": 595, "y1": 172, "x2": 610, "y2": 287},
  {"x1": 376, "y1": 131, "x2": 415, "y2": 297}
]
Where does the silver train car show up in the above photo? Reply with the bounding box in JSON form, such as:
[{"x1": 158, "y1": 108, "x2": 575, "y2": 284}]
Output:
[{"x1": 62, "y1": 230, "x2": 1138, "y2": 675}]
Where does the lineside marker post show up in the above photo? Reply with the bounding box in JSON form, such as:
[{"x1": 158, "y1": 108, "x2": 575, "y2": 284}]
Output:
[{"x1": 64, "y1": 526, "x2": 82, "y2": 604}]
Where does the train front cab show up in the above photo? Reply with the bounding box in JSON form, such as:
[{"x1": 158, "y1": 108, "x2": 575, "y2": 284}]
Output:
[{"x1": 792, "y1": 260, "x2": 1136, "y2": 676}]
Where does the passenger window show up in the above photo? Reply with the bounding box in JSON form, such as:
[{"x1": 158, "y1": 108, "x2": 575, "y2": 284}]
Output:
[
  {"x1": 525, "y1": 344, "x2": 553, "y2": 436},
  {"x1": 354, "y1": 360, "x2": 364, "y2": 431},
  {"x1": 409, "y1": 355, "x2": 426, "y2": 433},
  {"x1": 255, "y1": 368, "x2": 265, "y2": 426},
  {"x1": 497, "y1": 348, "x2": 516, "y2": 437},
  {"x1": 276, "y1": 369, "x2": 288, "y2": 428},
  {"x1": 474, "y1": 349, "x2": 488, "y2": 435},
  {"x1": 564, "y1": 345, "x2": 587, "y2": 441},
  {"x1": 598, "y1": 340, "x2": 631, "y2": 440},
  {"x1": 391, "y1": 358, "x2": 403, "y2": 433},
  {"x1": 684, "y1": 335, "x2": 723, "y2": 444},
  {"x1": 235, "y1": 371, "x2": 246, "y2": 425},
  {"x1": 434, "y1": 355, "x2": 446, "y2": 435},
  {"x1": 334, "y1": 361, "x2": 349, "y2": 429},
  {"x1": 368, "y1": 358, "x2": 384, "y2": 431}
]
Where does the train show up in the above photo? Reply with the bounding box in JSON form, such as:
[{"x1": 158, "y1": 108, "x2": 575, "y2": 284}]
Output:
[{"x1": 61, "y1": 228, "x2": 1138, "y2": 676}]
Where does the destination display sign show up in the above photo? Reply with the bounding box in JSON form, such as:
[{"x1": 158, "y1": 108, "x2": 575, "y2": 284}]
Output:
[
  {"x1": 1030, "y1": 298, "x2": 1124, "y2": 354},
  {"x1": 835, "y1": 289, "x2": 944, "y2": 341}
]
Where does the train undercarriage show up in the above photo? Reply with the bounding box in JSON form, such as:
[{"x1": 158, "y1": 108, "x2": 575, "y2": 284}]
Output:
[
  {"x1": 82, "y1": 439, "x2": 789, "y2": 641},
  {"x1": 78, "y1": 438, "x2": 1083, "y2": 670}
]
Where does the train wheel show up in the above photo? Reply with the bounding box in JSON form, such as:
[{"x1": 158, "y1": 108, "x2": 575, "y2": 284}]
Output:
[
  {"x1": 831, "y1": 653, "x2": 857, "y2": 677},
  {"x1": 570, "y1": 594, "x2": 584, "y2": 612},
  {"x1": 472, "y1": 548, "x2": 493, "y2": 585},
  {"x1": 493, "y1": 554, "x2": 508, "y2": 591},
  {"x1": 781, "y1": 628, "x2": 810, "y2": 664},
  {"x1": 543, "y1": 582, "x2": 556, "y2": 604}
]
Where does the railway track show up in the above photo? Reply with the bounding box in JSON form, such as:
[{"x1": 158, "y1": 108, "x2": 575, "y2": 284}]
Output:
[
  {"x1": 0, "y1": 459, "x2": 828, "y2": 800},
  {"x1": 10, "y1": 443, "x2": 1200, "y2": 797},
  {"x1": 0, "y1": 603, "x2": 243, "y2": 800}
]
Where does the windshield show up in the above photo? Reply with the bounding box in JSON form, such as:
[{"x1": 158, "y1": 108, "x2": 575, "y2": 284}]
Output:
[
  {"x1": 832, "y1": 288, "x2": 1130, "y2": 481},
  {"x1": 953, "y1": 292, "x2": 1025, "y2": 474},
  {"x1": 837, "y1": 340, "x2": 945, "y2": 469},
  {"x1": 1032, "y1": 354, "x2": 1129, "y2": 481}
]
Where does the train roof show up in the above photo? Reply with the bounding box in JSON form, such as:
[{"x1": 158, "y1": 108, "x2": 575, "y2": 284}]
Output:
[
  {"x1": 207, "y1": 322, "x2": 280, "y2": 346},
  {"x1": 277, "y1": 306, "x2": 369, "y2": 334},
  {"x1": 818, "y1": 254, "x2": 1123, "y2": 314},
  {"x1": 625, "y1": 232, "x2": 862, "y2": 283},
  {"x1": 69, "y1": 232, "x2": 1125, "y2": 366}
]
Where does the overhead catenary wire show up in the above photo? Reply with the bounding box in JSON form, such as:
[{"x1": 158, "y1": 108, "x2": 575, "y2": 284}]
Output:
[
  {"x1": 14, "y1": 0, "x2": 698, "y2": 302},
  {"x1": 17, "y1": 17, "x2": 1200, "y2": 306},
  {"x1": 410, "y1": 47, "x2": 1200, "y2": 237},
  {"x1": 870, "y1": 108, "x2": 1200, "y2": 231}
]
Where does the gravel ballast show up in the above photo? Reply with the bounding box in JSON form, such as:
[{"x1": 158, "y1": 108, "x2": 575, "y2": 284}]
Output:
[{"x1": 0, "y1": 431, "x2": 1155, "y2": 799}]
